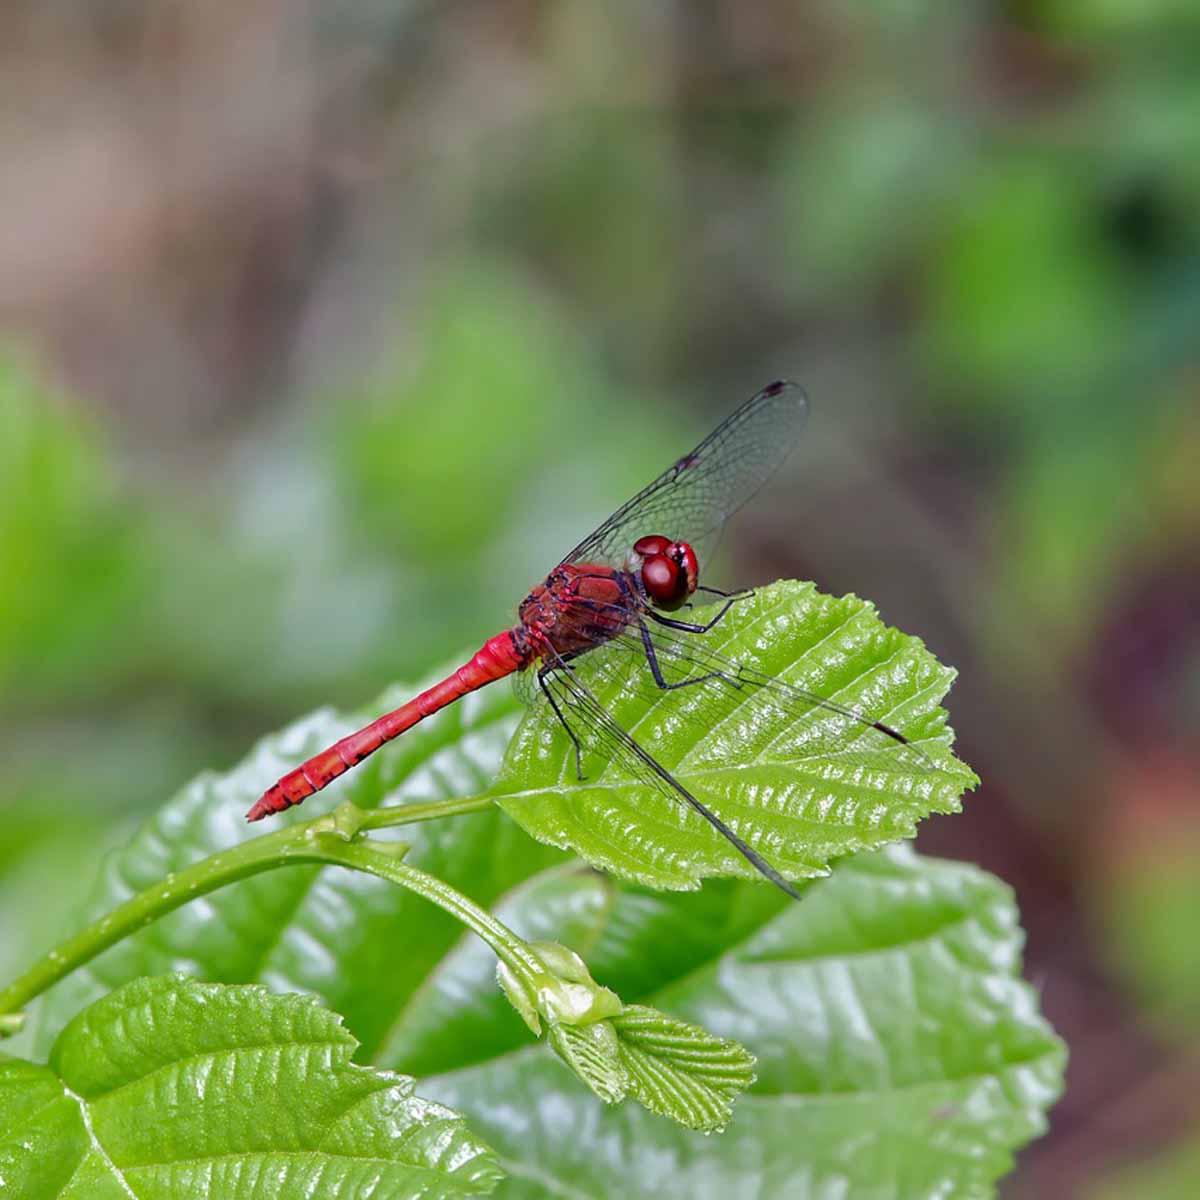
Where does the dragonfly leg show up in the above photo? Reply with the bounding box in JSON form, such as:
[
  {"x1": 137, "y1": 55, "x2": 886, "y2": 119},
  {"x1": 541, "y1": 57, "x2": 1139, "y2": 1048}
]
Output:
[
  {"x1": 646, "y1": 593, "x2": 743, "y2": 634},
  {"x1": 694, "y1": 584, "x2": 751, "y2": 600},
  {"x1": 637, "y1": 619, "x2": 732, "y2": 691},
  {"x1": 538, "y1": 664, "x2": 587, "y2": 779},
  {"x1": 679, "y1": 585, "x2": 746, "y2": 611}
]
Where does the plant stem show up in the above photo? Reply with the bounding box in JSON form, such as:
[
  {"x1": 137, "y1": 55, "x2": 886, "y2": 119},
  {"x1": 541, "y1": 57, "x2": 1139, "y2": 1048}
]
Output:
[
  {"x1": 310, "y1": 838, "x2": 545, "y2": 982},
  {"x1": 355, "y1": 791, "x2": 495, "y2": 831},
  {"x1": 0, "y1": 821, "x2": 329, "y2": 1021},
  {"x1": 0, "y1": 792, "x2": 532, "y2": 1030}
]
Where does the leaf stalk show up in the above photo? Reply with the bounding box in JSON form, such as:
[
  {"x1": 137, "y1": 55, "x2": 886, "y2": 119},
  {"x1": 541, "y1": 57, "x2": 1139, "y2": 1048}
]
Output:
[{"x1": 0, "y1": 792, "x2": 504, "y2": 1031}]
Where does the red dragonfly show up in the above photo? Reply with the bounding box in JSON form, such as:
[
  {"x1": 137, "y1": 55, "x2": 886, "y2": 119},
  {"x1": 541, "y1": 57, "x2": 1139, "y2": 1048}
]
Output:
[{"x1": 247, "y1": 381, "x2": 928, "y2": 898}]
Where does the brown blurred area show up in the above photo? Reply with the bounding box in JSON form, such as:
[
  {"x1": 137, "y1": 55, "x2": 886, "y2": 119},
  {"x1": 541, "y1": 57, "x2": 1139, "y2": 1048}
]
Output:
[
  {"x1": 4, "y1": 1, "x2": 360, "y2": 453},
  {"x1": 1, "y1": 3, "x2": 1198, "y2": 1196}
]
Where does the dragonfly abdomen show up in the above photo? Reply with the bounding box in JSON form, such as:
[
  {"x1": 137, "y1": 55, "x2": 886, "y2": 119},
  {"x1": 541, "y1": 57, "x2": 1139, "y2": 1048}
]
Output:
[{"x1": 246, "y1": 631, "x2": 526, "y2": 821}]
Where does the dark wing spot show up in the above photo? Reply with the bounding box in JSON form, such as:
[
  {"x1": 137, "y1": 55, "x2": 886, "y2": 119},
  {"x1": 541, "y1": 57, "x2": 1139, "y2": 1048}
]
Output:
[
  {"x1": 872, "y1": 720, "x2": 909, "y2": 745},
  {"x1": 763, "y1": 379, "x2": 788, "y2": 397}
]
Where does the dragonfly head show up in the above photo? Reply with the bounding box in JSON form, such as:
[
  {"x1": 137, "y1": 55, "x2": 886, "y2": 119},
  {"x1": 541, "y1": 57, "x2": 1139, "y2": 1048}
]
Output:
[{"x1": 631, "y1": 535, "x2": 698, "y2": 611}]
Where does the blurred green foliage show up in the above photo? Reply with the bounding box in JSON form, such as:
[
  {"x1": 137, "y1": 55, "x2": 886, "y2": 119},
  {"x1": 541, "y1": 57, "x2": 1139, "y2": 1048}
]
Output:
[
  {"x1": 775, "y1": 95, "x2": 967, "y2": 302},
  {"x1": 0, "y1": 355, "x2": 144, "y2": 704},
  {"x1": 333, "y1": 260, "x2": 601, "y2": 562},
  {"x1": 925, "y1": 158, "x2": 1126, "y2": 396},
  {"x1": 1093, "y1": 1133, "x2": 1200, "y2": 1200},
  {"x1": 1106, "y1": 843, "x2": 1200, "y2": 1036}
]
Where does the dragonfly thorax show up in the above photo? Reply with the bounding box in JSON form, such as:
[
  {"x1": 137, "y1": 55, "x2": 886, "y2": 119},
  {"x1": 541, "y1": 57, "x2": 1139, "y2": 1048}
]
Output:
[{"x1": 629, "y1": 534, "x2": 698, "y2": 611}]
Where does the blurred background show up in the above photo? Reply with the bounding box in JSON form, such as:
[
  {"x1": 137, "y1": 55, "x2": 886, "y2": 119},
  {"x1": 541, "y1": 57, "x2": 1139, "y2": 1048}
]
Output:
[{"x1": 0, "y1": 2, "x2": 1197, "y2": 1195}]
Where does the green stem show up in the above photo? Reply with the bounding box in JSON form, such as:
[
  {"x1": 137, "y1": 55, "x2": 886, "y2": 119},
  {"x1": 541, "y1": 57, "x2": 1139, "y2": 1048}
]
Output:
[
  {"x1": 310, "y1": 838, "x2": 545, "y2": 982},
  {"x1": 0, "y1": 820, "x2": 331, "y2": 1021},
  {"x1": 355, "y1": 791, "x2": 494, "y2": 832},
  {"x1": 0, "y1": 791, "x2": 531, "y2": 1031}
]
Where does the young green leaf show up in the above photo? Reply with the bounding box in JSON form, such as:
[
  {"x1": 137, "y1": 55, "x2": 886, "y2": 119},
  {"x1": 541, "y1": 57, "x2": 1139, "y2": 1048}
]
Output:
[
  {"x1": 493, "y1": 579, "x2": 978, "y2": 890},
  {"x1": 609, "y1": 1005, "x2": 757, "y2": 1133},
  {"x1": 496, "y1": 938, "x2": 756, "y2": 1132},
  {"x1": 545, "y1": 1020, "x2": 627, "y2": 1106},
  {"x1": 1, "y1": 974, "x2": 500, "y2": 1198}
]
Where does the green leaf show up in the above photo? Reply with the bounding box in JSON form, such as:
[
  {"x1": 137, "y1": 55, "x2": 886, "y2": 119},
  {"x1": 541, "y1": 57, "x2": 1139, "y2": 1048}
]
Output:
[
  {"x1": 1, "y1": 973, "x2": 500, "y2": 1198},
  {"x1": 545, "y1": 1021, "x2": 627, "y2": 1107},
  {"x1": 493, "y1": 579, "x2": 978, "y2": 890},
  {"x1": 0, "y1": 351, "x2": 145, "y2": 702},
  {"x1": 608, "y1": 1005, "x2": 757, "y2": 1133},
  {"x1": 416, "y1": 847, "x2": 1065, "y2": 1198},
  {"x1": 498, "y1": 941, "x2": 755, "y2": 1132},
  {"x1": 1091, "y1": 1126, "x2": 1200, "y2": 1200}
]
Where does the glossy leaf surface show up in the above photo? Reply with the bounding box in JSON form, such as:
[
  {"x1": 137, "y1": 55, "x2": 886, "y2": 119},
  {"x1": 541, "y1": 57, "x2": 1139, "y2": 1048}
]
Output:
[
  {"x1": 1, "y1": 974, "x2": 499, "y2": 1198},
  {"x1": 494, "y1": 580, "x2": 978, "y2": 889}
]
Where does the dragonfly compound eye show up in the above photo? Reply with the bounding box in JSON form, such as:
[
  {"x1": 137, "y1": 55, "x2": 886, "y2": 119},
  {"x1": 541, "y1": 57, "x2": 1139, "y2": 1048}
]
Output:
[
  {"x1": 672, "y1": 542, "x2": 699, "y2": 595},
  {"x1": 642, "y1": 554, "x2": 688, "y2": 609},
  {"x1": 633, "y1": 534, "x2": 672, "y2": 558}
]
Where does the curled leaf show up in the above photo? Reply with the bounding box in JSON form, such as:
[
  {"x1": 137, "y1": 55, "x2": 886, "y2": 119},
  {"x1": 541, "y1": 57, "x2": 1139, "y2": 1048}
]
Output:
[
  {"x1": 493, "y1": 920, "x2": 757, "y2": 1130},
  {"x1": 496, "y1": 939, "x2": 622, "y2": 1036},
  {"x1": 547, "y1": 1020, "x2": 627, "y2": 1106}
]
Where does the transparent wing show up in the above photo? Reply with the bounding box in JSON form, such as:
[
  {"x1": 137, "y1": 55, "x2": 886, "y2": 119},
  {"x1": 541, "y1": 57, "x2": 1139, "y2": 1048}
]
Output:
[
  {"x1": 555, "y1": 595, "x2": 943, "y2": 773},
  {"x1": 560, "y1": 380, "x2": 809, "y2": 568},
  {"x1": 580, "y1": 614, "x2": 945, "y2": 772},
  {"x1": 538, "y1": 649, "x2": 804, "y2": 900},
  {"x1": 511, "y1": 667, "x2": 540, "y2": 709}
]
